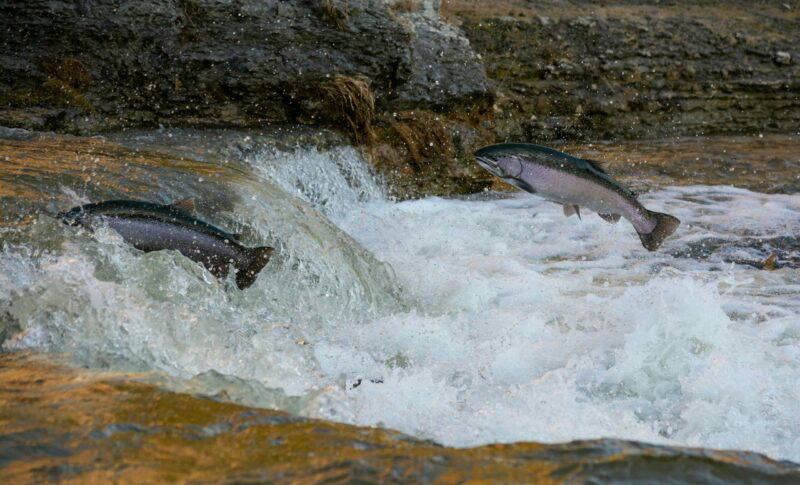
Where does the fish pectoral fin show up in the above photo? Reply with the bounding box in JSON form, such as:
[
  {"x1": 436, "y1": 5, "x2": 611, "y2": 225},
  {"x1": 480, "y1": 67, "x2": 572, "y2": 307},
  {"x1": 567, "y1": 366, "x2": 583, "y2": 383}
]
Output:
[
  {"x1": 597, "y1": 212, "x2": 621, "y2": 224},
  {"x1": 170, "y1": 198, "x2": 197, "y2": 214},
  {"x1": 563, "y1": 204, "x2": 581, "y2": 219}
]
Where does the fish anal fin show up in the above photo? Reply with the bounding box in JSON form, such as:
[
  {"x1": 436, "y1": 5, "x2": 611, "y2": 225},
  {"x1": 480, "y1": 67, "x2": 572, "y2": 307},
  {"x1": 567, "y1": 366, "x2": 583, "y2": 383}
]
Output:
[
  {"x1": 171, "y1": 198, "x2": 197, "y2": 213},
  {"x1": 204, "y1": 262, "x2": 229, "y2": 279},
  {"x1": 563, "y1": 204, "x2": 582, "y2": 219},
  {"x1": 598, "y1": 213, "x2": 621, "y2": 224}
]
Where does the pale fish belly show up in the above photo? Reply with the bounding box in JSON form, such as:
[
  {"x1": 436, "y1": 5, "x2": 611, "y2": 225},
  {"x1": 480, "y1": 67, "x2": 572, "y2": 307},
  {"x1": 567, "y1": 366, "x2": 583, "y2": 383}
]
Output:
[
  {"x1": 516, "y1": 164, "x2": 656, "y2": 234},
  {"x1": 106, "y1": 217, "x2": 243, "y2": 272}
]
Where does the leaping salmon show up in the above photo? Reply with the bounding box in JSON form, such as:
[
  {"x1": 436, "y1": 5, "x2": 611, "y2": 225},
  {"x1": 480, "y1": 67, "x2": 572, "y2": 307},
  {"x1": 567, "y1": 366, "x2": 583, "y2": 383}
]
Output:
[
  {"x1": 474, "y1": 143, "x2": 680, "y2": 251},
  {"x1": 60, "y1": 200, "x2": 273, "y2": 289}
]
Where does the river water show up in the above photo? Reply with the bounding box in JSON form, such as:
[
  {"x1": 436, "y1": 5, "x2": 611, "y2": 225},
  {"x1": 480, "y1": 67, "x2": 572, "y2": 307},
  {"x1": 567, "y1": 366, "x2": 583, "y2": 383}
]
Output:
[{"x1": 1, "y1": 129, "x2": 799, "y2": 472}]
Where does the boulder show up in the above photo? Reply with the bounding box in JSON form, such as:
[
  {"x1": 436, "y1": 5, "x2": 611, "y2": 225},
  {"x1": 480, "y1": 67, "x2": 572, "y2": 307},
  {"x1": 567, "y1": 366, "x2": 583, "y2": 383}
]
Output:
[{"x1": 0, "y1": 0, "x2": 490, "y2": 132}]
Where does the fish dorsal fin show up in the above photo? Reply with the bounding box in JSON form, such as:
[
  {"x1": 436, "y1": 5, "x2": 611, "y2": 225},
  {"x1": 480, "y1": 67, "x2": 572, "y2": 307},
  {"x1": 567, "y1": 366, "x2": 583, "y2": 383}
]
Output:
[
  {"x1": 563, "y1": 204, "x2": 581, "y2": 219},
  {"x1": 579, "y1": 157, "x2": 637, "y2": 198},
  {"x1": 597, "y1": 213, "x2": 621, "y2": 224},
  {"x1": 170, "y1": 198, "x2": 197, "y2": 213},
  {"x1": 582, "y1": 158, "x2": 606, "y2": 174},
  {"x1": 577, "y1": 157, "x2": 612, "y2": 180}
]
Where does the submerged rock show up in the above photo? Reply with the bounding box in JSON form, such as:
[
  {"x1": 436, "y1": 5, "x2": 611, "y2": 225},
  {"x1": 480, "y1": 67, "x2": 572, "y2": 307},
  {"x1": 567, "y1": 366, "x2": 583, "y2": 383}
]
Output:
[{"x1": 671, "y1": 236, "x2": 800, "y2": 270}]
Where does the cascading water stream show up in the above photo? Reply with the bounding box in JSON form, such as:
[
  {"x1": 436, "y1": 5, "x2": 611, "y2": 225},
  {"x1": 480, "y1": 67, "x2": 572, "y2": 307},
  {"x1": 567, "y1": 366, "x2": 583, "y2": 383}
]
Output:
[
  {"x1": 0, "y1": 129, "x2": 402, "y2": 401},
  {"x1": 1, "y1": 129, "x2": 799, "y2": 463}
]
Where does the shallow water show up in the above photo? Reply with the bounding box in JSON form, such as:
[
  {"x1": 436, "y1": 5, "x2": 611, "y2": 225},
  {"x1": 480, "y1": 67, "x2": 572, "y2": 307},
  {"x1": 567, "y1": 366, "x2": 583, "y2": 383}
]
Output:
[{"x1": 1, "y1": 130, "x2": 799, "y2": 469}]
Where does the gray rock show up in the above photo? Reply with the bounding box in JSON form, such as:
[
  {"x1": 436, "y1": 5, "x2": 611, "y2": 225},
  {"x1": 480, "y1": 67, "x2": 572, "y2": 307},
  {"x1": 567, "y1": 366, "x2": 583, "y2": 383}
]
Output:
[
  {"x1": 572, "y1": 16, "x2": 597, "y2": 28},
  {"x1": 388, "y1": 0, "x2": 440, "y2": 17},
  {"x1": 393, "y1": 14, "x2": 489, "y2": 109},
  {"x1": 0, "y1": 125, "x2": 37, "y2": 140},
  {"x1": 458, "y1": 8, "x2": 800, "y2": 142},
  {"x1": 0, "y1": 0, "x2": 489, "y2": 132}
]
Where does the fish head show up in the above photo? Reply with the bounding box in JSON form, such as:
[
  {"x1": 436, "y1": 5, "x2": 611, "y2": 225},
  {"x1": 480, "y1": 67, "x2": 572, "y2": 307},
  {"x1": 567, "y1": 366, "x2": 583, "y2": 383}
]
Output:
[
  {"x1": 474, "y1": 146, "x2": 524, "y2": 180},
  {"x1": 474, "y1": 153, "x2": 503, "y2": 177}
]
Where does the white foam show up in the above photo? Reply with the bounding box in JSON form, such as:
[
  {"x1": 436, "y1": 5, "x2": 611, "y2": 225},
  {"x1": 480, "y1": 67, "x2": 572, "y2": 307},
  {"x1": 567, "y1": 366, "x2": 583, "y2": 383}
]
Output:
[{"x1": 327, "y1": 186, "x2": 800, "y2": 460}]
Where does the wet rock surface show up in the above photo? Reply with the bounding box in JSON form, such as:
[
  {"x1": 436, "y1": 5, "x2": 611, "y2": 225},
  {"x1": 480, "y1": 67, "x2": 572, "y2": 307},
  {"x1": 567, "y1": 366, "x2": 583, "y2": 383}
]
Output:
[
  {"x1": 671, "y1": 236, "x2": 800, "y2": 270},
  {"x1": 0, "y1": 0, "x2": 489, "y2": 133},
  {"x1": 1, "y1": 352, "x2": 798, "y2": 484}
]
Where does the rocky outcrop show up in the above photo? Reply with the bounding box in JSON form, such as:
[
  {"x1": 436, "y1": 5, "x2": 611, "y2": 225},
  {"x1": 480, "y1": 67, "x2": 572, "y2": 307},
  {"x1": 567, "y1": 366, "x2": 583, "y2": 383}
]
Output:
[
  {"x1": 3, "y1": 1, "x2": 800, "y2": 199},
  {"x1": 452, "y1": 1, "x2": 800, "y2": 141},
  {"x1": 0, "y1": 0, "x2": 490, "y2": 133},
  {"x1": 394, "y1": 11, "x2": 488, "y2": 108}
]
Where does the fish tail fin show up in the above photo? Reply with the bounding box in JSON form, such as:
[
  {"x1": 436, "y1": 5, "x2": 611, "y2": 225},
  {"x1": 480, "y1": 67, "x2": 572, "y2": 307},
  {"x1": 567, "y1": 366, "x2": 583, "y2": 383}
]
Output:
[
  {"x1": 235, "y1": 246, "x2": 274, "y2": 289},
  {"x1": 637, "y1": 211, "x2": 681, "y2": 251}
]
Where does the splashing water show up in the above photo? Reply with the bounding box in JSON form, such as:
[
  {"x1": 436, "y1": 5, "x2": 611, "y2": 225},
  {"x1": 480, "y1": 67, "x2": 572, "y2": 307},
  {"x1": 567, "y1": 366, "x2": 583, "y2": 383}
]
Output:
[
  {"x1": 1, "y1": 131, "x2": 799, "y2": 463},
  {"x1": 0, "y1": 133, "x2": 401, "y2": 397},
  {"x1": 246, "y1": 143, "x2": 386, "y2": 220},
  {"x1": 330, "y1": 186, "x2": 800, "y2": 459}
]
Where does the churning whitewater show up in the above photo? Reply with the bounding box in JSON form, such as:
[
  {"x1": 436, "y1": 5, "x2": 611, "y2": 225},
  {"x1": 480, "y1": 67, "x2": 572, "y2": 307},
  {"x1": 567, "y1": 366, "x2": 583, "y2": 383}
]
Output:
[{"x1": 1, "y1": 137, "x2": 799, "y2": 463}]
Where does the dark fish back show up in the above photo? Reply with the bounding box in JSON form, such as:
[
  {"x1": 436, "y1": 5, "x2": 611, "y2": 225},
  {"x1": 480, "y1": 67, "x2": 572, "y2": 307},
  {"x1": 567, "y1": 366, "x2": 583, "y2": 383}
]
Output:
[{"x1": 71, "y1": 200, "x2": 241, "y2": 242}]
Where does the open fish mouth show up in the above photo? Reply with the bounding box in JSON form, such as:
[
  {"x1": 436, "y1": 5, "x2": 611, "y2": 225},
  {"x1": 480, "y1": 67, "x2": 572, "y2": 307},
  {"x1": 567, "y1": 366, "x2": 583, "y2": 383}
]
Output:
[{"x1": 475, "y1": 156, "x2": 503, "y2": 177}]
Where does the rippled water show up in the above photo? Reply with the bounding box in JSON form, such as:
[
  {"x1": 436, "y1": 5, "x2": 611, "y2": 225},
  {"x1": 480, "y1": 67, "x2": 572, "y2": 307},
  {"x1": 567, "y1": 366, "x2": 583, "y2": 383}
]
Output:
[{"x1": 1, "y1": 130, "x2": 799, "y2": 466}]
